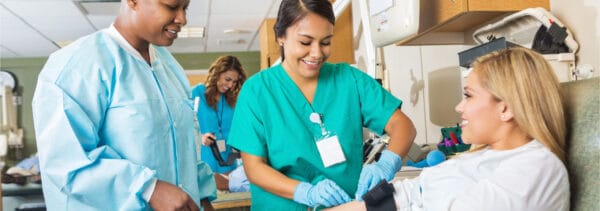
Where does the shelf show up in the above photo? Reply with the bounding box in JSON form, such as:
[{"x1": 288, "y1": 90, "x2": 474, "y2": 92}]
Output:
[{"x1": 396, "y1": 0, "x2": 550, "y2": 45}]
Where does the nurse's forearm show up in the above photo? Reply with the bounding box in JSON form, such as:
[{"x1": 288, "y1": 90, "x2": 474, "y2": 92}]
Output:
[
  {"x1": 385, "y1": 109, "x2": 416, "y2": 157},
  {"x1": 241, "y1": 152, "x2": 300, "y2": 199}
]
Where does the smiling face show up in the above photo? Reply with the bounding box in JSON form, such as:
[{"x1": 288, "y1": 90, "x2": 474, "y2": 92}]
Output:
[
  {"x1": 216, "y1": 70, "x2": 240, "y2": 94},
  {"x1": 455, "y1": 71, "x2": 504, "y2": 145},
  {"x1": 278, "y1": 12, "x2": 333, "y2": 81},
  {"x1": 131, "y1": 0, "x2": 189, "y2": 47}
]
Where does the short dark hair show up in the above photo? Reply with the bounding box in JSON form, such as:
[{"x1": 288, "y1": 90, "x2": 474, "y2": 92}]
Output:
[{"x1": 273, "y1": 0, "x2": 335, "y2": 61}]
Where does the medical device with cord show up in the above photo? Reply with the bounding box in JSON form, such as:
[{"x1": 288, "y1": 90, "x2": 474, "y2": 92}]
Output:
[{"x1": 357, "y1": 0, "x2": 420, "y2": 153}]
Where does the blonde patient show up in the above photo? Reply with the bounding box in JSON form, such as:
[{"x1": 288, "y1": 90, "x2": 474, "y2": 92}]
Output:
[{"x1": 326, "y1": 47, "x2": 569, "y2": 211}]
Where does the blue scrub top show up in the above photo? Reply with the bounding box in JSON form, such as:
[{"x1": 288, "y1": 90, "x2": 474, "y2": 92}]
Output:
[
  {"x1": 228, "y1": 63, "x2": 401, "y2": 209},
  {"x1": 192, "y1": 84, "x2": 237, "y2": 173},
  {"x1": 32, "y1": 26, "x2": 216, "y2": 210}
]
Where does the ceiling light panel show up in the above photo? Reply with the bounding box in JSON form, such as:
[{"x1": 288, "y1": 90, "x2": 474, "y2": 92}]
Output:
[
  {"x1": 223, "y1": 29, "x2": 251, "y2": 34},
  {"x1": 179, "y1": 27, "x2": 205, "y2": 38}
]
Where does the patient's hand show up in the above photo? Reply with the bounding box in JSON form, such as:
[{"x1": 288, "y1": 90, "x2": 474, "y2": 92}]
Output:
[{"x1": 322, "y1": 200, "x2": 366, "y2": 211}]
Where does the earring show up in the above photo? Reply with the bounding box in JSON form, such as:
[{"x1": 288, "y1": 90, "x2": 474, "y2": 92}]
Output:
[
  {"x1": 279, "y1": 43, "x2": 283, "y2": 46},
  {"x1": 501, "y1": 114, "x2": 506, "y2": 119}
]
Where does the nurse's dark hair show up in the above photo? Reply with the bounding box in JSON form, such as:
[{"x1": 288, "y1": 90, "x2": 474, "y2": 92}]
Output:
[
  {"x1": 274, "y1": 0, "x2": 335, "y2": 61},
  {"x1": 204, "y1": 55, "x2": 247, "y2": 108}
]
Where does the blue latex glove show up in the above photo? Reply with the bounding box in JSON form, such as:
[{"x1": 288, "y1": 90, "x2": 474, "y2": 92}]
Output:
[
  {"x1": 355, "y1": 150, "x2": 402, "y2": 200},
  {"x1": 293, "y1": 179, "x2": 352, "y2": 208}
]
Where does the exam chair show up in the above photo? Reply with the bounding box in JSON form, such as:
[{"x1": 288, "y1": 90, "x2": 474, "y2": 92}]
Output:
[{"x1": 561, "y1": 77, "x2": 599, "y2": 211}]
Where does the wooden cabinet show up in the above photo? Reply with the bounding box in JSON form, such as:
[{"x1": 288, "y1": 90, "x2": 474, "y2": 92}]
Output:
[
  {"x1": 259, "y1": 19, "x2": 280, "y2": 69},
  {"x1": 396, "y1": 0, "x2": 550, "y2": 45},
  {"x1": 259, "y1": 5, "x2": 355, "y2": 69},
  {"x1": 187, "y1": 74, "x2": 208, "y2": 86}
]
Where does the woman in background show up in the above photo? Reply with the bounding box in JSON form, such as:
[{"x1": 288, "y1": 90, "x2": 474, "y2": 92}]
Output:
[
  {"x1": 326, "y1": 47, "x2": 569, "y2": 211},
  {"x1": 192, "y1": 55, "x2": 247, "y2": 177}
]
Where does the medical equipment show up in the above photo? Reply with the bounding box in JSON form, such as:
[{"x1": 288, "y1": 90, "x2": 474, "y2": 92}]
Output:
[
  {"x1": 0, "y1": 70, "x2": 24, "y2": 162},
  {"x1": 365, "y1": 0, "x2": 419, "y2": 47},
  {"x1": 364, "y1": 135, "x2": 435, "y2": 167},
  {"x1": 458, "y1": 37, "x2": 517, "y2": 68},
  {"x1": 462, "y1": 7, "x2": 581, "y2": 82},
  {"x1": 406, "y1": 150, "x2": 446, "y2": 168},
  {"x1": 357, "y1": 0, "x2": 419, "y2": 84},
  {"x1": 436, "y1": 125, "x2": 470, "y2": 156},
  {"x1": 357, "y1": 0, "x2": 421, "y2": 148},
  {"x1": 363, "y1": 135, "x2": 389, "y2": 165}
]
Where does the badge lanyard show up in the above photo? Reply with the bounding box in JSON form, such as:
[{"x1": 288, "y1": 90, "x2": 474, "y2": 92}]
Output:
[
  {"x1": 215, "y1": 97, "x2": 226, "y2": 152},
  {"x1": 309, "y1": 112, "x2": 346, "y2": 167}
]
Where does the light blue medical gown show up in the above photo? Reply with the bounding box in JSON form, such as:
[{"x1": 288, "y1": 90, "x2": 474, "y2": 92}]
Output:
[
  {"x1": 191, "y1": 84, "x2": 238, "y2": 173},
  {"x1": 32, "y1": 28, "x2": 216, "y2": 210}
]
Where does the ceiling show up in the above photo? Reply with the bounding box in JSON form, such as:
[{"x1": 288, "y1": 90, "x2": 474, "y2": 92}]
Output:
[{"x1": 0, "y1": 0, "x2": 284, "y2": 58}]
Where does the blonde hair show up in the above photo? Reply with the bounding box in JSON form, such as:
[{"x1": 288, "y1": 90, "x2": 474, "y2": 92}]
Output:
[
  {"x1": 471, "y1": 47, "x2": 566, "y2": 161},
  {"x1": 204, "y1": 55, "x2": 247, "y2": 109}
]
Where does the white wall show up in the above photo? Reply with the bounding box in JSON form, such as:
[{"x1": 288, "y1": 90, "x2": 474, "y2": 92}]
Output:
[
  {"x1": 382, "y1": 45, "x2": 468, "y2": 145},
  {"x1": 351, "y1": 0, "x2": 600, "y2": 145},
  {"x1": 549, "y1": 0, "x2": 600, "y2": 78}
]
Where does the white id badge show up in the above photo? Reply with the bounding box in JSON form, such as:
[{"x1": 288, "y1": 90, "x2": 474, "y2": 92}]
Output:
[
  {"x1": 217, "y1": 140, "x2": 227, "y2": 152},
  {"x1": 316, "y1": 135, "x2": 346, "y2": 167}
]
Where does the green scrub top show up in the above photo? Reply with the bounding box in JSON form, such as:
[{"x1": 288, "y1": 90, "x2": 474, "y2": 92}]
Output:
[{"x1": 228, "y1": 63, "x2": 401, "y2": 210}]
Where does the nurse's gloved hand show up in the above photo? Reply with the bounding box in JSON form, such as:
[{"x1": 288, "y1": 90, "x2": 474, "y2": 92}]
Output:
[
  {"x1": 293, "y1": 179, "x2": 352, "y2": 208},
  {"x1": 355, "y1": 150, "x2": 402, "y2": 200}
]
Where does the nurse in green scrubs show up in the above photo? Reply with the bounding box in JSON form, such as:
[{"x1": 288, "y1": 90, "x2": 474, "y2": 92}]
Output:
[{"x1": 228, "y1": 0, "x2": 416, "y2": 210}]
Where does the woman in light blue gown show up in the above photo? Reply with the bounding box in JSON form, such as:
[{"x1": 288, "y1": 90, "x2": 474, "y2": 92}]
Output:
[{"x1": 32, "y1": 0, "x2": 216, "y2": 210}]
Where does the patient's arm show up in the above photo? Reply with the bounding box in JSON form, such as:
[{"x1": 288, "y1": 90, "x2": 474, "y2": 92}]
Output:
[
  {"x1": 325, "y1": 179, "x2": 399, "y2": 210},
  {"x1": 323, "y1": 200, "x2": 366, "y2": 211}
]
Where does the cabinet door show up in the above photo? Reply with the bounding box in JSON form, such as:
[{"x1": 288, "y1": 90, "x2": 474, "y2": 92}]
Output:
[{"x1": 259, "y1": 19, "x2": 278, "y2": 69}]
